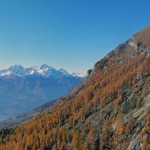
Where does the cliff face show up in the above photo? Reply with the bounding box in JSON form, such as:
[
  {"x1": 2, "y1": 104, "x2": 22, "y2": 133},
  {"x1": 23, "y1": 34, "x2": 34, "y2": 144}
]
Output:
[{"x1": 0, "y1": 26, "x2": 150, "y2": 150}]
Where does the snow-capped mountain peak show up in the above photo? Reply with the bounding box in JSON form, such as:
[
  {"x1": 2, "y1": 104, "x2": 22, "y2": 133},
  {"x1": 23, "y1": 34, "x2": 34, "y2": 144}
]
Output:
[
  {"x1": 40, "y1": 64, "x2": 52, "y2": 70},
  {"x1": 71, "y1": 72, "x2": 87, "y2": 77},
  {"x1": 59, "y1": 68, "x2": 70, "y2": 75},
  {"x1": 8, "y1": 65, "x2": 25, "y2": 75},
  {"x1": 0, "y1": 65, "x2": 85, "y2": 79}
]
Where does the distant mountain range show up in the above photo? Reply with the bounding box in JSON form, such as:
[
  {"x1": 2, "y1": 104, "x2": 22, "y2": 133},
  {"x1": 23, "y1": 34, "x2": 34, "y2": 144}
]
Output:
[
  {"x1": 0, "y1": 64, "x2": 86, "y2": 78},
  {"x1": 0, "y1": 64, "x2": 85, "y2": 120}
]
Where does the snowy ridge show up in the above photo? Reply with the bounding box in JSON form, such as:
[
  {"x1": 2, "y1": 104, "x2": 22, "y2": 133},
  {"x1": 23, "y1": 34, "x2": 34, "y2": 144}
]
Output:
[
  {"x1": 0, "y1": 64, "x2": 86, "y2": 78},
  {"x1": 71, "y1": 72, "x2": 87, "y2": 77}
]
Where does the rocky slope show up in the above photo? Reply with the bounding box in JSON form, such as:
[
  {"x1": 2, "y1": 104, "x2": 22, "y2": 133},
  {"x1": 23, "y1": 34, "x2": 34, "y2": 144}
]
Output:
[{"x1": 0, "y1": 26, "x2": 149, "y2": 150}]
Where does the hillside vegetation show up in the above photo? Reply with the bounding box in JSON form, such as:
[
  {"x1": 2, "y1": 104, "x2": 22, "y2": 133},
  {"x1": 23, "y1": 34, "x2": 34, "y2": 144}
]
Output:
[{"x1": 0, "y1": 26, "x2": 150, "y2": 150}]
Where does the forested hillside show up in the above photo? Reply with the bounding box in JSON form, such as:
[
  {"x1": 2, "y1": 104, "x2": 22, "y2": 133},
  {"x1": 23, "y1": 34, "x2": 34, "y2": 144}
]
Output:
[{"x1": 0, "y1": 26, "x2": 150, "y2": 150}]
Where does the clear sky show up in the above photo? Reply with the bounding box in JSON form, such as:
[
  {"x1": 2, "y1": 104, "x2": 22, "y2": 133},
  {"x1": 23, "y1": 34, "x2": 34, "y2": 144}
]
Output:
[{"x1": 0, "y1": 0, "x2": 150, "y2": 73}]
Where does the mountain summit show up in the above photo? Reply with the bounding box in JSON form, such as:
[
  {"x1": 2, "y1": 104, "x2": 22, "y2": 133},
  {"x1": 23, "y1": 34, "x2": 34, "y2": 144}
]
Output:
[{"x1": 0, "y1": 64, "x2": 86, "y2": 78}]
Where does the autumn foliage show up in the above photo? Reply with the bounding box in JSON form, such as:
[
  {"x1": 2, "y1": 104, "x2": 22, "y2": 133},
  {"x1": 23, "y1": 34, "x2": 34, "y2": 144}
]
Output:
[{"x1": 0, "y1": 54, "x2": 149, "y2": 150}]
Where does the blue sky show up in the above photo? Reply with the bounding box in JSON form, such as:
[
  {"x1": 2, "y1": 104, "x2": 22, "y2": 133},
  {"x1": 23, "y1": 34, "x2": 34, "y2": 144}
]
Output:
[{"x1": 0, "y1": 0, "x2": 149, "y2": 73}]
